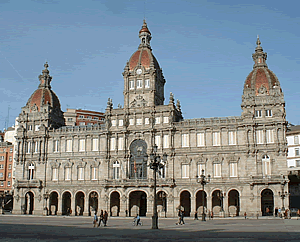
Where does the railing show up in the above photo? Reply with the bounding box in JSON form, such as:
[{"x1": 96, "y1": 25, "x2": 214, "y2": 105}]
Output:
[{"x1": 15, "y1": 179, "x2": 43, "y2": 189}]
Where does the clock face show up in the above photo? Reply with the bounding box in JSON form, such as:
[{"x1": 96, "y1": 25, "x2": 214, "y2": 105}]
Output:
[{"x1": 136, "y1": 69, "x2": 142, "y2": 75}]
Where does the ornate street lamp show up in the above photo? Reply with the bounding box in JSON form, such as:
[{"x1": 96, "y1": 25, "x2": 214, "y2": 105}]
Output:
[
  {"x1": 149, "y1": 145, "x2": 167, "y2": 229},
  {"x1": 278, "y1": 178, "x2": 288, "y2": 212},
  {"x1": 43, "y1": 191, "x2": 50, "y2": 216},
  {"x1": 196, "y1": 169, "x2": 210, "y2": 221}
]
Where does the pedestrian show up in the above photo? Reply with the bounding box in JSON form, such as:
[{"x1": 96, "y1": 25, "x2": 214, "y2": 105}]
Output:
[
  {"x1": 93, "y1": 212, "x2": 98, "y2": 227},
  {"x1": 103, "y1": 210, "x2": 108, "y2": 226},
  {"x1": 244, "y1": 212, "x2": 247, "y2": 219},
  {"x1": 175, "y1": 209, "x2": 181, "y2": 225},
  {"x1": 179, "y1": 210, "x2": 185, "y2": 225},
  {"x1": 97, "y1": 210, "x2": 104, "y2": 227},
  {"x1": 125, "y1": 209, "x2": 128, "y2": 217},
  {"x1": 275, "y1": 207, "x2": 278, "y2": 217},
  {"x1": 278, "y1": 208, "x2": 281, "y2": 218},
  {"x1": 135, "y1": 214, "x2": 141, "y2": 226},
  {"x1": 211, "y1": 211, "x2": 213, "y2": 220},
  {"x1": 194, "y1": 211, "x2": 198, "y2": 220}
]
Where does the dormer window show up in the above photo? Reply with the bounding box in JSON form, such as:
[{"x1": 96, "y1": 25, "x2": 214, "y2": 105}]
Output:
[
  {"x1": 137, "y1": 79, "x2": 142, "y2": 89},
  {"x1": 255, "y1": 110, "x2": 262, "y2": 118},
  {"x1": 265, "y1": 110, "x2": 272, "y2": 117},
  {"x1": 129, "y1": 80, "x2": 134, "y2": 90},
  {"x1": 145, "y1": 79, "x2": 150, "y2": 88}
]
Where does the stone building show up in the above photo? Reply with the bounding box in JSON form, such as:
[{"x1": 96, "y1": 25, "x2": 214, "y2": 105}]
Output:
[
  {"x1": 13, "y1": 21, "x2": 289, "y2": 217},
  {"x1": 63, "y1": 108, "x2": 105, "y2": 126}
]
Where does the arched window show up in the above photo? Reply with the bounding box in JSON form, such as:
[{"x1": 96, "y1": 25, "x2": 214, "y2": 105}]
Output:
[
  {"x1": 113, "y1": 161, "x2": 120, "y2": 179},
  {"x1": 28, "y1": 163, "x2": 34, "y2": 180},
  {"x1": 262, "y1": 155, "x2": 271, "y2": 176}
]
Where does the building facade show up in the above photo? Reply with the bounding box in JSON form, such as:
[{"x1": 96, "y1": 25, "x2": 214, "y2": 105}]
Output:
[
  {"x1": 13, "y1": 21, "x2": 288, "y2": 217},
  {"x1": 64, "y1": 108, "x2": 105, "y2": 126}
]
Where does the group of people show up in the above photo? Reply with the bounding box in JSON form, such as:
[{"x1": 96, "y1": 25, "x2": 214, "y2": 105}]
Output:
[
  {"x1": 274, "y1": 207, "x2": 291, "y2": 219},
  {"x1": 176, "y1": 209, "x2": 185, "y2": 225},
  {"x1": 93, "y1": 210, "x2": 109, "y2": 227}
]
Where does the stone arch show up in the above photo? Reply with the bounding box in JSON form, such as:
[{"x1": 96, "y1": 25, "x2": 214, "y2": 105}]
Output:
[
  {"x1": 49, "y1": 191, "x2": 59, "y2": 215},
  {"x1": 129, "y1": 139, "x2": 148, "y2": 179},
  {"x1": 75, "y1": 191, "x2": 85, "y2": 216},
  {"x1": 196, "y1": 190, "x2": 207, "y2": 215},
  {"x1": 129, "y1": 190, "x2": 147, "y2": 217},
  {"x1": 62, "y1": 191, "x2": 72, "y2": 215},
  {"x1": 157, "y1": 190, "x2": 167, "y2": 217},
  {"x1": 110, "y1": 191, "x2": 120, "y2": 216},
  {"x1": 24, "y1": 191, "x2": 34, "y2": 215},
  {"x1": 261, "y1": 188, "x2": 274, "y2": 216},
  {"x1": 88, "y1": 191, "x2": 99, "y2": 216},
  {"x1": 228, "y1": 189, "x2": 240, "y2": 216},
  {"x1": 180, "y1": 190, "x2": 191, "y2": 217},
  {"x1": 212, "y1": 189, "x2": 224, "y2": 215}
]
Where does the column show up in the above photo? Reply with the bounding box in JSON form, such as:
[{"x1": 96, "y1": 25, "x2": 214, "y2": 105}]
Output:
[
  {"x1": 57, "y1": 195, "x2": 62, "y2": 215},
  {"x1": 166, "y1": 195, "x2": 175, "y2": 218},
  {"x1": 83, "y1": 195, "x2": 89, "y2": 216},
  {"x1": 223, "y1": 194, "x2": 228, "y2": 217},
  {"x1": 191, "y1": 195, "x2": 196, "y2": 217},
  {"x1": 119, "y1": 194, "x2": 128, "y2": 217},
  {"x1": 147, "y1": 193, "x2": 154, "y2": 217},
  {"x1": 206, "y1": 194, "x2": 212, "y2": 214},
  {"x1": 70, "y1": 195, "x2": 75, "y2": 216}
]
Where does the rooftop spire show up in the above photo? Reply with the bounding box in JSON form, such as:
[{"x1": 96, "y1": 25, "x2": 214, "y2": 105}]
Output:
[
  {"x1": 252, "y1": 36, "x2": 267, "y2": 69},
  {"x1": 38, "y1": 62, "x2": 52, "y2": 89},
  {"x1": 139, "y1": 20, "x2": 152, "y2": 49}
]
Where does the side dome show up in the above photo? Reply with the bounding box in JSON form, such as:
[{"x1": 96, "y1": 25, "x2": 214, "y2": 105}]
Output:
[{"x1": 243, "y1": 36, "x2": 282, "y2": 96}]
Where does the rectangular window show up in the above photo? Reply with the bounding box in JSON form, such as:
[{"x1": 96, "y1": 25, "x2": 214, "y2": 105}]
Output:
[
  {"x1": 0, "y1": 164, "x2": 3, "y2": 169},
  {"x1": 78, "y1": 167, "x2": 84, "y2": 180},
  {"x1": 137, "y1": 79, "x2": 142, "y2": 88},
  {"x1": 35, "y1": 125, "x2": 40, "y2": 131},
  {"x1": 155, "y1": 135, "x2": 161, "y2": 148},
  {"x1": 197, "y1": 164, "x2": 205, "y2": 176},
  {"x1": 118, "y1": 137, "x2": 124, "y2": 150},
  {"x1": 111, "y1": 138, "x2": 116, "y2": 151},
  {"x1": 119, "y1": 120, "x2": 123, "y2": 127},
  {"x1": 145, "y1": 79, "x2": 150, "y2": 88},
  {"x1": 197, "y1": 133, "x2": 205, "y2": 147},
  {"x1": 264, "y1": 161, "x2": 271, "y2": 175},
  {"x1": 52, "y1": 168, "x2": 58, "y2": 181},
  {"x1": 214, "y1": 163, "x2": 221, "y2": 177},
  {"x1": 296, "y1": 160, "x2": 300, "y2": 167},
  {"x1": 79, "y1": 139, "x2": 85, "y2": 152},
  {"x1": 9, "y1": 156, "x2": 12, "y2": 161},
  {"x1": 213, "y1": 132, "x2": 220, "y2": 146},
  {"x1": 8, "y1": 172, "x2": 11, "y2": 178},
  {"x1": 182, "y1": 164, "x2": 189, "y2": 178},
  {"x1": 136, "y1": 118, "x2": 142, "y2": 125},
  {"x1": 79, "y1": 115, "x2": 84, "y2": 119},
  {"x1": 266, "y1": 130, "x2": 274, "y2": 143},
  {"x1": 295, "y1": 136, "x2": 299, "y2": 145},
  {"x1": 182, "y1": 134, "x2": 189, "y2": 147},
  {"x1": 10, "y1": 148, "x2": 13, "y2": 153},
  {"x1": 111, "y1": 120, "x2": 116, "y2": 126},
  {"x1": 255, "y1": 110, "x2": 262, "y2": 118},
  {"x1": 230, "y1": 163, "x2": 237, "y2": 177},
  {"x1": 34, "y1": 141, "x2": 39, "y2": 153},
  {"x1": 256, "y1": 130, "x2": 263, "y2": 144},
  {"x1": 296, "y1": 148, "x2": 300, "y2": 156},
  {"x1": 129, "y1": 119, "x2": 134, "y2": 125},
  {"x1": 7, "y1": 181, "x2": 10, "y2": 186},
  {"x1": 129, "y1": 80, "x2": 134, "y2": 89},
  {"x1": 92, "y1": 138, "x2": 99, "y2": 151},
  {"x1": 0, "y1": 173, "x2": 3, "y2": 178},
  {"x1": 8, "y1": 164, "x2": 11, "y2": 170},
  {"x1": 68, "y1": 118, "x2": 73, "y2": 121},
  {"x1": 163, "y1": 135, "x2": 169, "y2": 148},
  {"x1": 155, "y1": 117, "x2": 161, "y2": 124},
  {"x1": 91, "y1": 167, "x2": 97, "y2": 180},
  {"x1": 26, "y1": 141, "x2": 31, "y2": 153},
  {"x1": 266, "y1": 110, "x2": 272, "y2": 117},
  {"x1": 163, "y1": 117, "x2": 169, "y2": 124},
  {"x1": 0, "y1": 156, "x2": 4, "y2": 161},
  {"x1": 0, "y1": 181, "x2": 3, "y2": 186},
  {"x1": 65, "y1": 167, "x2": 71, "y2": 181},
  {"x1": 66, "y1": 139, "x2": 72, "y2": 152},
  {"x1": 228, "y1": 131, "x2": 236, "y2": 145},
  {"x1": 145, "y1": 118, "x2": 150, "y2": 125},
  {"x1": 79, "y1": 122, "x2": 85, "y2": 126}
]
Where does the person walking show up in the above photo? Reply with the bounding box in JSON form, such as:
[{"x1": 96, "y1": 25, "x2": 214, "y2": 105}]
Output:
[
  {"x1": 97, "y1": 210, "x2": 104, "y2": 227},
  {"x1": 194, "y1": 211, "x2": 198, "y2": 220},
  {"x1": 244, "y1": 212, "x2": 247, "y2": 219},
  {"x1": 211, "y1": 211, "x2": 213, "y2": 220},
  {"x1": 93, "y1": 212, "x2": 98, "y2": 227},
  {"x1": 135, "y1": 214, "x2": 141, "y2": 226},
  {"x1": 179, "y1": 210, "x2": 185, "y2": 225},
  {"x1": 103, "y1": 210, "x2": 108, "y2": 226},
  {"x1": 175, "y1": 209, "x2": 181, "y2": 225}
]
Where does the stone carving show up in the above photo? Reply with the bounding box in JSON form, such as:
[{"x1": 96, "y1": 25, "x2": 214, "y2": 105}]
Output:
[
  {"x1": 130, "y1": 95, "x2": 147, "y2": 108},
  {"x1": 258, "y1": 85, "x2": 267, "y2": 95}
]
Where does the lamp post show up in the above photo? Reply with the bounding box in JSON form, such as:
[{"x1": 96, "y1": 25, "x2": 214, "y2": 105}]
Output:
[
  {"x1": 218, "y1": 191, "x2": 225, "y2": 212},
  {"x1": 149, "y1": 145, "x2": 167, "y2": 229},
  {"x1": 43, "y1": 191, "x2": 50, "y2": 216},
  {"x1": 196, "y1": 169, "x2": 210, "y2": 221},
  {"x1": 278, "y1": 179, "x2": 288, "y2": 212}
]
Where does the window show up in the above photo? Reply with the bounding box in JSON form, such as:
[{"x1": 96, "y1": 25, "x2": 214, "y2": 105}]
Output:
[
  {"x1": 129, "y1": 119, "x2": 134, "y2": 125},
  {"x1": 53, "y1": 140, "x2": 59, "y2": 152},
  {"x1": 158, "y1": 165, "x2": 166, "y2": 178},
  {"x1": 129, "y1": 80, "x2": 134, "y2": 89},
  {"x1": 182, "y1": 164, "x2": 189, "y2": 178},
  {"x1": 119, "y1": 120, "x2": 123, "y2": 127},
  {"x1": 91, "y1": 167, "x2": 97, "y2": 180},
  {"x1": 65, "y1": 167, "x2": 71, "y2": 180},
  {"x1": 7, "y1": 181, "x2": 10, "y2": 187},
  {"x1": 10, "y1": 148, "x2": 13, "y2": 153},
  {"x1": 26, "y1": 141, "x2": 31, "y2": 153},
  {"x1": 68, "y1": 118, "x2": 73, "y2": 121},
  {"x1": 295, "y1": 136, "x2": 299, "y2": 145},
  {"x1": 0, "y1": 173, "x2": 3, "y2": 178},
  {"x1": 214, "y1": 163, "x2": 221, "y2": 177},
  {"x1": 118, "y1": 137, "x2": 124, "y2": 150},
  {"x1": 145, "y1": 79, "x2": 150, "y2": 88},
  {"x1": 28, "y1": 164, "x2": 34, "y2": 180},
  {"x1": 110, "y1": 138, "x2": 116, "y2": 151},
  {"x1": 0, "y1": 164, "x2": 3, "y2": 169},
  {"x1": 87, "y1": 116, "x2": 92, "y2": 119},
  {"x1": 66, "y1": 140, "x2": 72, "y2": 152},
  {"x1": 296, "y1": 148, "x2": 300, "y2": 156},
  {"x1": 136, "y1": 119, "x2": 142, "y2": 125},
  {"x1": 0, "y1": 156, "x2": 4, "y2": 161},
  {"x1": 79, "y1": 122, "x2": 85, "y2": 126},
  {"x1": 266, "y1": 130, "x2": 274, "y2": 143},
  {"x1": 155, "y1": 135, "x2": 161, "y2": 148},
  {"x1": 197, "y1": 133, "x2": 205, "y2": 147},
  {"x1": 35, "y1": 125, "x2": 40, "y2": 131},
  {"x1": 266, "y1": 110, "x2": 272, "y2": 117},
  {"x1": 230, "y1": 163, "x2": 237, "y2": 177},
  {"x1": 79, "y1": 139, "x2": 85, "y2": 152},
  {"x1": 113, "y1": 161, "x2": 120, "y2": 179},
  {"x1": 52, "y1": 168, "x2": 58, "y2": 181},
  {"x1": 228, "y1": 131, "x2": 236, "y2": 145},
  {"x1": 296, "y1": 160, "x2": 300, "y2": 167},
  {"x1": 137, "y1": 79, "x2": 142, "y2": 89},
  {"x1": 92, "y1": 138, "x2": 99, "y2": 151},
  {"x1": 163, "y1": 117, "x2": 169, "y2": 124},
  {"x1": 213, "y1": 132, "x2": 220, "y2": 146},
  {"x1": 111, "y1": 120, "x2": 116, "y2": 126},
  {"x1": 145, "y1": 118, "x2": 150, "y2": 125},
  {"x1": 8, "y1": 172, "x2": 11, "y2": 178},
  {"x1": 34, "y1": 141, "x2": 39, "y2": 153},
  {"x1": 255, "y1": 110, "x2": 262, "y2": 118},
  {"x1": 78, "y1": 167, "x2": 84, "y2": 180},
  {"x1": 256, "y1": 130, "x2": 263, "y2": 144},
  {"x1": 163, "y1": 135, "x2": 169, "y2": 148},
  {"x1": 0, "y1": 181, "x2": 3, "y2": 186},
  {"x1": 155, "y1": 117, "x2": 161, "y2": 124},
  {"x1": 79, "y1": 115, "x2": 84, "y2": 119},
  {"x1": 8, "y1": 164, "x2": 11, "y2": 170},
  {"x1": 262, "y1": 155, "x2": 271, "y2": 176},
  {"x1": 28, "y1": 125, "x2": 33, "y2": 131},
  {"x1": 9, "y1": 156, "x2": 12, "y2": 161},
  {"x1": 197, "y1": 164, "x2": 205, "y2": 176},
  {"x1": 182, "y1": 134, "x2": 189, "y2": 147}
]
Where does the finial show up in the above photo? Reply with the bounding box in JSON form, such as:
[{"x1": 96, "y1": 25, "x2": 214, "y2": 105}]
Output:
[
  {"x1": 44, "y1": 62, "x2": 49, "y2": 70},
  {"x1": 169, "y1": 92, "x2": 174, "y2": 105},
  {"x1": 256, "y1": 35, "x2": 261, "y2": 47}
]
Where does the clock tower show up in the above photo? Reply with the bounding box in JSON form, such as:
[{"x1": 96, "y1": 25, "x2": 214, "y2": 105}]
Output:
[{"x1": 123, "y1": 20, "x2": 166, "y2": 109}]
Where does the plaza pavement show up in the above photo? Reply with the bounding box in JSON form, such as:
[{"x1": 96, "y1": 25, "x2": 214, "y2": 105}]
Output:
[{"x1": 1, "y1": 215, "x2": 300, "y2": 241}]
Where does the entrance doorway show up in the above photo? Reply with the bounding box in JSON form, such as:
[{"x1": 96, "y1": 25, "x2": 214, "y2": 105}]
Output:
[
  {"x1": 110, "y1": 191, "x2": 120, "y2": 216},
  {"x1": 24, "y1": 191, "x2": 34, "y2": 214},
  {"x1": 129, "y1": 191, "x2": 147, "y2": 216},
  {"x1": 62, "y1": 192, "x2": 71, "y2": 215},
  {"x1": 180, "y1": 191, "x2": 191, "y2": 217},
  {"x1": 49, "y1": 192, "x2": 58, "y2": 215},
  {"x1": 196, "y1": 190, "x2": 207, "y2": 214},
  {"x1": 228, "y1": 189, "x2": 240, "y2": 216},
  {"x1": 75, "y1": 192, "x2": 85, "y2": 216},
  {"x1": 261, "y1": 189, "x2": 274, "y2": 216},
  {"x1": 88, "y1": 191, "x2": 98, "y2": 216}
]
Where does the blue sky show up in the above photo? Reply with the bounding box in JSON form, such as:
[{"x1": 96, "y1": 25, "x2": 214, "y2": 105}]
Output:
[{"x1": 0, "y1": 0, "x2": 299, "y2": 130}]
